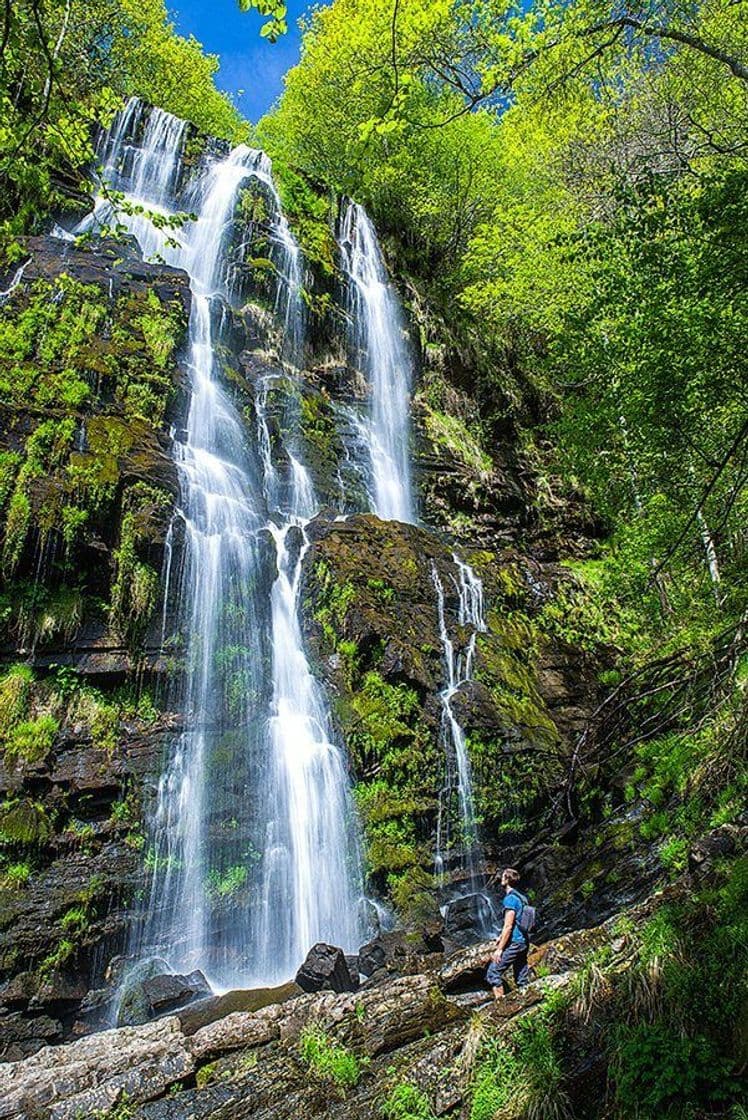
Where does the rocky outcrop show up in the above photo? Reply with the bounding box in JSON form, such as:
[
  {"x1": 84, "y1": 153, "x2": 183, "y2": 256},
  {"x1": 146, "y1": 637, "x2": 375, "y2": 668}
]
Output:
[
  {"x1": 0, "y1": 233, "x2": 193, "y2": 1058},
  {"x1": 0, "y1": 901, "x2": 658, "y2": 1119},
  {"x1": 0, "y1": 235, "x2": 189, "y2": 675},
  {"x1": 0, "y1": 709, "x2": 184, "y2": 1059}
]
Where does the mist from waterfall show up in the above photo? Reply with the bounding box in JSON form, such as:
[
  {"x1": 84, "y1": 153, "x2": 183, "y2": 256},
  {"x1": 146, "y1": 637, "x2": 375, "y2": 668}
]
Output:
[
  {"x1": 78, "y1": 100, "x2": 364, "y2": 989},
  {"x1": 339, "y1": 201, "x2": 416, "y2": 525}
]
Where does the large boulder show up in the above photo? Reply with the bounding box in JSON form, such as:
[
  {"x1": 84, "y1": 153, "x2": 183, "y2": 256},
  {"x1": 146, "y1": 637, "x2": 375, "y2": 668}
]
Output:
[
  {"x1": 294, "y1": 943, "x2": 355, "y2": 993},
  {"x1": 141, "y1": 970, "x2": 211, "y2": 1016},
  {"x1": 442, "y1": 891, "x2": 500, "y2": 947},
  {"x1": 357, "y1": 929, "x2": 441, "y2": 980}
]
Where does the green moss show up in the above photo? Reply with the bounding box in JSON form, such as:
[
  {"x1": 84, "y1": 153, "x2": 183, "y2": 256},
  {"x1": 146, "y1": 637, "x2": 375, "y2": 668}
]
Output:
[
  {"x1": 0, "y1": 798, "x2": 53, "y2": 845},
  {"x1": 4, "y1": 714, "x2": 58, "y2": 766},
  {"x1": 111, "y1": 482, "x2": 170, "y2": 650},
  {"x1": 0, "y1": 273, "x2": 182, "y2": 627},
  {"x1": 380, "y1": 1083, "x2": 436, "y2": 1120},
  {"x1": 475, "y1": 629, "x2": 558, "y2": 749},
  {"x1": 388, "y1": 865, "x2": 438, "y2": 926},
  {"x1": 31, "y1": 585, "x2": 85, "y2": 645},
  {"x1": 0, "y1": 663, "x2": 34, "y2": 739},
  {"x1": 206, "y1": 864, "x2": 248, "y2": 899},
  {"x1": 135, "y1": 290, "x2": 181, "y2": 371},
  {"x1": 348, "y1": 672, "x2": 422, "y2": 767},
  {"x1": 423, "y1": 405, "x2": 492, "y2": 477},
  {"x1": 313, "y1": 560, "x2": 357, "y2": 647},
  {"x1": 196, "y1": 1061, "x2": 219, "y2": 1089},
  {"x1": 366, "y1": 819, "x2": 421, "y2": 874},
  {"x1": 355, "y1": 780, "x2": 428, "y2": 825},
  {"x1": 2, "y1": 490, "x2": 31, "y2": 576},
  {"x1": 60, "y1": 905, "x2": 89, "y2": 933},
  {"x1": 39, "y1": 937, "x2": 76, "y2": 975}
]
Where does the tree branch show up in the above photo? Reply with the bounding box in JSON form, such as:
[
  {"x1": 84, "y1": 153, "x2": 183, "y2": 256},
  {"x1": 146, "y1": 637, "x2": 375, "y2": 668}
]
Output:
[
  {"x1": 614, "y1": 16, "x2": 748, "y2": 83},
  {"x1": 648, "y1": 418, "x2": 748, "y2": 584}
]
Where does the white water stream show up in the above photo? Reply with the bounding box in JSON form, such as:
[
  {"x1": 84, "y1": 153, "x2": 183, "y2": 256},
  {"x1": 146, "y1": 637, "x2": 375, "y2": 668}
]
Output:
[
  {"x1": 339, "y1": 201, "x2": 416, "y2": 525},
  {"x1": 76, "y1": 101, "x2": 364, "y2": 989},
  {"x1": 431, "y1": 556, "x2": 487, "y2": 882},
  {"x1": 55, "y1": 98, "x2": 491, "y2": 990}
]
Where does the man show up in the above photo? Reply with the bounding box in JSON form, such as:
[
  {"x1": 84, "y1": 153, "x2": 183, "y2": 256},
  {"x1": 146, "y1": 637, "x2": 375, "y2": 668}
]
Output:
[{"x1": 486, "y1": 867, "x2": 530, "y2": 999}]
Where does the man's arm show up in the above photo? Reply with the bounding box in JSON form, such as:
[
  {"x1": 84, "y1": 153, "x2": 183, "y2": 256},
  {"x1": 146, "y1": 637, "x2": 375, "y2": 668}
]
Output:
[{"x1": 491, "y1": 909, "x2": 515, "y2": 962}]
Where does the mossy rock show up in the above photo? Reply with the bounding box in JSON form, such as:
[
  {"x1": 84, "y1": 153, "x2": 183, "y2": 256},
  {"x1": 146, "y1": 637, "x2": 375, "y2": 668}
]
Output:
[
  {"x1": 303, "y1": 514, "x2": 563, "y2": 906},
  {"x1": 0, "y1": 237, "x2": 187, "y2": 661}
]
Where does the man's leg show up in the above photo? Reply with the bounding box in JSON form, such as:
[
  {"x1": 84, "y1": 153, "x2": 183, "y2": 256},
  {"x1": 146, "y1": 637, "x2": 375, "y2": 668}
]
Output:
[
  {"x1": 512, "y1": 945, "x2": 530, "y2": 989},
  {"x1": 487, "y1": 944, "x2": 520, "y2": 1000},
  {"x1": 486, "y1": 958, "x2": 508, "y2": 999}
]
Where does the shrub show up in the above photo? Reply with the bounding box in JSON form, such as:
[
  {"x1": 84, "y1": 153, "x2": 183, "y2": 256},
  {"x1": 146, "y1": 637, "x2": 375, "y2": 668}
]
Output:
[
  {"x1": 5, "y1": 713, "x2": 58, "y2": 765},
  {"x1": 612, "y1": 1022, "x2": 738, "y2": 1116},
  {"x1": 470, "y1": 1010, "x2": 572, "y2": 1120},
  {"x1": 470, "y1": 1043, "x2": 518, "y2": 1120},
  {"x1": 299, "y1": 1025, "x2": 363, "y2": 1092},
  {"x1": 381, "y1": 1082, "x2": 435, "y2": 1120}
]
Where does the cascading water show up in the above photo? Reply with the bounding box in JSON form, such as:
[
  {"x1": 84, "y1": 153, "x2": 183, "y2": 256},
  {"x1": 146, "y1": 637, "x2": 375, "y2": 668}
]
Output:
[
  {"x1": 431, "y1": 556, "x2": 487, "y2": 882},
  {"x1": 339, "y1": 201, "x2": 415, "y2": 525},
  {"x1": 75, "y1": 100, "x2": 364, "y2": 989}
]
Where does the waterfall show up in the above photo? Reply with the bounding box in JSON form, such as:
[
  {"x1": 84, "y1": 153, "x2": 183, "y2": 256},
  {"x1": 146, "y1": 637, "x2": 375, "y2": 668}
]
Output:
[
  {"x1": 75, "y1": 100, "x2": 364, "y2": 990},
  {"x1": 0, "y1": 260, "x2": 29, "y2": 305},
  {"x1": 339, "y1": 201, "x2": 416, "y2": 525},
  {"x1": 431, "y1": 556, "x2": 487, "y2": 883}
]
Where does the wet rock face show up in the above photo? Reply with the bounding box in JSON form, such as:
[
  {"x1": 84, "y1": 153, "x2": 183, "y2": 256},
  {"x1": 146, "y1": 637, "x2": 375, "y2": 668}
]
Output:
[
  {"x1": 442, "y1": 892, "x2": 499, "y2": 947},
  {"x1": 0, "y1": 711, "x2": 182, "y2": 1058},
  {"x1": 142, "y1": 971, "x2": 210, "y2": 1014},
  {"x1": 0, "y1": 235, "x2": 193, "y2": 1057},
  {"x1": 0, "y1": 235, "x2": 190, "y2": 678}
]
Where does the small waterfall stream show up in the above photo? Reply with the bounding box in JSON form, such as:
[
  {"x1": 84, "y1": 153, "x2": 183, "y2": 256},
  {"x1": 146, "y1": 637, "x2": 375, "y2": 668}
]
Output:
[{"x1": 431, "y1": 557, "x2": 486, "y2": 882}]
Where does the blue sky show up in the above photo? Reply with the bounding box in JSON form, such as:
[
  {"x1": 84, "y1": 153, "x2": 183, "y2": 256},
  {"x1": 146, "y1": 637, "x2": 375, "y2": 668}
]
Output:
[{"x1": 171, "y1": 1, "x2": 322, "y2": 122}]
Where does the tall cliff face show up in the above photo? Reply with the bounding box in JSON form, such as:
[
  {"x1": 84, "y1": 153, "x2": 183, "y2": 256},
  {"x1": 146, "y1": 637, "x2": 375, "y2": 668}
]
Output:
[{"x1": 0, "y1": 105, "x2": 659, "y2": 1063}]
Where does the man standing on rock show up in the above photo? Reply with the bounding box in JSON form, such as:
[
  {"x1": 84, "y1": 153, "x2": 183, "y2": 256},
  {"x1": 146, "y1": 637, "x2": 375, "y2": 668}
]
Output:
[{"x1": 486, "y1": 868, "x2": 534, "y2": 1000}]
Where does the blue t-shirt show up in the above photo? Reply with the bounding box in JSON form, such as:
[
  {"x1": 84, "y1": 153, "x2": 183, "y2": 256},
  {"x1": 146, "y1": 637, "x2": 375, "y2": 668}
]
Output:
[{"x1": 504, "y1": 890, "x2": 528, "y2": 944}]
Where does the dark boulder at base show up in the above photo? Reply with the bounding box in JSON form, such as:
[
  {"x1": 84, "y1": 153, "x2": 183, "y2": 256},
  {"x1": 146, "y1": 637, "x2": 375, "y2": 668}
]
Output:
[
  {"x1": 442, "y1": 892, "x2": 500, "y2": 947},
  {"x1": 117, "y1": 960, "x2": 209, "y2": 1026},
  {"x1": 141, "y1": 970, "x2": 211, "y2": 1016},
  {"x1": 294, "y1": 943, "x2": 355, "y2": 993},
  {"x1": 357, "y1": 929, "x2": 441, "y2": 980}
]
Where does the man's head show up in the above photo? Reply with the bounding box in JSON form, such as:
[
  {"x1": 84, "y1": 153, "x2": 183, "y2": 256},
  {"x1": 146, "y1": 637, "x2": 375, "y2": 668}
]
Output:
[{"x1": 501, "y1": 867, "x2": 520, "y2": 892}]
